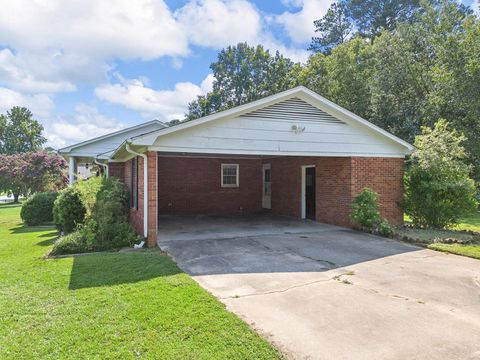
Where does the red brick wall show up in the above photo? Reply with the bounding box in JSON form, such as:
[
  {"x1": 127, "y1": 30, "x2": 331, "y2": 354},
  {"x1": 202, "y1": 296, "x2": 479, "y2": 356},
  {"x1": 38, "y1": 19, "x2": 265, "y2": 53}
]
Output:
[
  {"x1": 146, "y1": 151, "x2": 158, "y2": 247},
  {"x1": 157, "y1": 156, "x2": 263, "y2": 215},
  {"x1": 351, "y1": 157, "x2": 404, "y2": 226},
  {"x1": 108, "y1": 162, "x2": 124, "y2": 180},
  {"x1": 265, "y1": 156, "x2": 403, "y2": 227}
]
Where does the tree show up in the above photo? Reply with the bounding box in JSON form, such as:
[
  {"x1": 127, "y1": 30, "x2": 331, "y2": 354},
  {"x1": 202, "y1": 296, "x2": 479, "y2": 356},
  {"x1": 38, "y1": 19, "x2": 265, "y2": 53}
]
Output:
[
  {"x1": 347, "y1": 0, "x2": 422, "y2": 38},
  {"x1": 309, "y1": 1, "x2": 353, "y2": 54},
  {"x1": 0, "y1": 107, "x2": 46, "y2": 154},
  {"x1": 300, "y1": 37, "x2": 375, "y2": 119},
  {"x1": 0, "y1": 152, "x2": 67, "y2": 202},
  {"x1": 185, "y1": 43, "x2": 299, "y2": 120},
  {"x1": 404, "y1": 120, "x2": 477, "y2": 228}
]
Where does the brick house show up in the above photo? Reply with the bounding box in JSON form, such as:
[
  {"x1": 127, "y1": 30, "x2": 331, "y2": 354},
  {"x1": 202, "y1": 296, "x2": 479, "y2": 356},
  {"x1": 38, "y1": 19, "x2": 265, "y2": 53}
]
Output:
[{"x1": 59, "y1": 86, "x2": 413, "y2": 248}]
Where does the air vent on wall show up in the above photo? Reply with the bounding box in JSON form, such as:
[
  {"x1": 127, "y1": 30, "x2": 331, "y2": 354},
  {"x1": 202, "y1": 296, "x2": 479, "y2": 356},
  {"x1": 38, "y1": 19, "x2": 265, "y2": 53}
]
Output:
[{"x1": 240, "y1": 97, "x2": 345, "y2": 124}]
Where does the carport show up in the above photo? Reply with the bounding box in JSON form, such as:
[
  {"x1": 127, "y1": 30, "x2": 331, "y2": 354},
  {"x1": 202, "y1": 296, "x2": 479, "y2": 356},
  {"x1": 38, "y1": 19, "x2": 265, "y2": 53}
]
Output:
[{"x1": 108, "y1": 86, "x2": 412, "y2": 247}]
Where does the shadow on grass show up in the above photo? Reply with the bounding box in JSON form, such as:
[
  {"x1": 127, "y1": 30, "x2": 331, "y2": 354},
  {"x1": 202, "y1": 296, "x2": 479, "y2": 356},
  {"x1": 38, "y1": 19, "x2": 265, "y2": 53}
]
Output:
[
  {"x1": 0, "y1": 201, "x2": 22, "y2": 208},
  {"x1": 10, "y1": 224, "x2": 55, "y2": 234},
  {"x1": 69, "y1": 251, "x2": 182, "y2": 290},
  {"x1": 37, "y1": 238, "x2": 57, "y2": 246}
]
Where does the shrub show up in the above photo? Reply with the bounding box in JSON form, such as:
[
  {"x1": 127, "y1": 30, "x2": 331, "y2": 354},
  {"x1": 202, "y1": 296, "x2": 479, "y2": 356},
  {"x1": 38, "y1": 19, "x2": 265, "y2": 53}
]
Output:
[
  {"x1": 350, "y1": 187, "x2": 392, "y2": 236},
  {"x1": 405, "y1": 120, "x2": 478, "y2": 228},
  {"x1": 350, "y1": 188, "x2": 382, "y2": 230},
  {"x1": 51, "y1": 177, "x2": 140, "y2": 255},
  {"x1": 85, "y1": 177, "x2": 138, "y2": 250},
  {"x1": 75, "y1": 176, "x2": 103, "y2": 216},
  {"x1": 53, "y1": 187, "x2": 86, "y2": 233},
  {"x1": 20, "y1": 192, "x2": 58, "y2": 225},
  {"x1": 51, "y1": 230, "x2": 88, "y2": 255},
  {"x1": 378, "y1": 220, "x2": 394, "y2": 237}
]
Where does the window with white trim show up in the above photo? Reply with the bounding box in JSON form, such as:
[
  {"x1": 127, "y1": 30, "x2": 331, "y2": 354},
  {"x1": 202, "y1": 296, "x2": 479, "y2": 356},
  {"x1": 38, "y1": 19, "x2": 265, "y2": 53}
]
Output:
[{"x1": 221, "y1": 164, "x2": 239, "y2": 187}]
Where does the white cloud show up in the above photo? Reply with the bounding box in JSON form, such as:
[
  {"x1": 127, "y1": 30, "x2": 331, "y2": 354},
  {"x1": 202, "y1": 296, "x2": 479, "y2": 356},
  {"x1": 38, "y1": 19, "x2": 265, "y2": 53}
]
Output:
[
  {"x1": 0, "y1": 0, "x2": 189, "y2": 93},
  {"x1": 0, "y1": 0, "x2": 317, "y2": 95},
  {"x1": 274, "y1": 0, "x2": 334, "y2": 44},
  {"x1": 0, "y1": 87, "x2": 54, "y2": 118},
  {"x1": 45, "y1": 105, "x2": 125, "y2": 149},
  {"x1": 0, "y1": 49, "x2": 77, "y2": 93},
  {"x1": 175, "y1": 0, "x2": 262, "y2": 48},
  {"x1": 94, "y1": 73, "x2": 214, "y2": 121},
  {"x1": 0, "y1": 0, "x2": 188, "y2": 61}
]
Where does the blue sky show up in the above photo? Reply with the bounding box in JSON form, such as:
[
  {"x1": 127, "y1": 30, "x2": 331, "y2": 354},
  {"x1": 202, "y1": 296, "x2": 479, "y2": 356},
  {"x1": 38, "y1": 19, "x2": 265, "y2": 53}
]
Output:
[{"x1": 0, "y1": 0, "x2": 477, "y2": 149}]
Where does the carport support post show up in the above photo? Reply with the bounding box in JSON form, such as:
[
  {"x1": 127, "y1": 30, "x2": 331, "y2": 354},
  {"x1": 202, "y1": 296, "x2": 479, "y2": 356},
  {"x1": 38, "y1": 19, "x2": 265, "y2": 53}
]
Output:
[
  {"x1": 68, "y1": 156, "x2": 76, "y2": 185},
  {"x1": 146, "y1": 151, "x2": 158, "y2": 247}
]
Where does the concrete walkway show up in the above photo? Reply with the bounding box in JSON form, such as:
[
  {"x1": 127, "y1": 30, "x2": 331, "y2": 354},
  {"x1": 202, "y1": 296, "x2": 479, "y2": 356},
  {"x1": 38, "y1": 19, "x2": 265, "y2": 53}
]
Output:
[{"x1": 158, "y1": 216, "x2": 480, "y2": 360}]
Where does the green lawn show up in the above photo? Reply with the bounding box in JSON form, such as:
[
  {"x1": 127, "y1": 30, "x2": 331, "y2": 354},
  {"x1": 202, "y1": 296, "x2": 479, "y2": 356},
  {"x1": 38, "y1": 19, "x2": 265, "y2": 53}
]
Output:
[
  {"x1": 401, "y1": 211, "x2": 480, "y2": 260},
  {"x1": 0, "y1": 203, "x2": 281, "y2": 359}
]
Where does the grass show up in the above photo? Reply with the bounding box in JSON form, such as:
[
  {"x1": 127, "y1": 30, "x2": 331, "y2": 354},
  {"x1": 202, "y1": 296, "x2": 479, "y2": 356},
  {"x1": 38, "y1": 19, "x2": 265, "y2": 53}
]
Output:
[
  {"x1": 401, "y1": 211, "x2": 480, "y2": 260},
  {"x1": 427, "y1": 242, "x2": 480, "y2": 260},
  {"x1": 0, "y1": 203, "x2": 281, "y2": 359}
]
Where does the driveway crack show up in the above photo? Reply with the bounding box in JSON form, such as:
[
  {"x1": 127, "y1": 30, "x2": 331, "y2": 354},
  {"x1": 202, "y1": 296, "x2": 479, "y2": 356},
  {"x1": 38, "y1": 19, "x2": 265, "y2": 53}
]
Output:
[{"x1": 221, "y1": 272, "x2": 353, "y2": 299}]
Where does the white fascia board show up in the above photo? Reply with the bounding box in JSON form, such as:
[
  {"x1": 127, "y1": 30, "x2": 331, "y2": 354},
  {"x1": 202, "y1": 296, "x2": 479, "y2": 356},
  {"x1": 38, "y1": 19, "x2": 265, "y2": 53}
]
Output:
[{"x1": 147, "y1": 145, "x2": 407, "y2": 158}]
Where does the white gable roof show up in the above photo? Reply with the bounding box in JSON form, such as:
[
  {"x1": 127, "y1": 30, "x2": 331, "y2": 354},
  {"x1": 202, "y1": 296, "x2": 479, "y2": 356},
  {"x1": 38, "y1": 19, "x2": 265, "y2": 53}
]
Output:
[
  {"x1": 112, "y1": 87, "x2": 413, "y2": 160},
  {"x1": 58, "y1": 120, "x2": 167, "y2": 159}
]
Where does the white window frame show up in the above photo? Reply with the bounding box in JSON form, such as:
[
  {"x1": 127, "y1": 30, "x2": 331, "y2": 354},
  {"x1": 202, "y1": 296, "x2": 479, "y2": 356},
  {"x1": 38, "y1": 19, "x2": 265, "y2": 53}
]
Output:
[{"x1": 221, "y1": 163, "x2": 239, "y2": 188}]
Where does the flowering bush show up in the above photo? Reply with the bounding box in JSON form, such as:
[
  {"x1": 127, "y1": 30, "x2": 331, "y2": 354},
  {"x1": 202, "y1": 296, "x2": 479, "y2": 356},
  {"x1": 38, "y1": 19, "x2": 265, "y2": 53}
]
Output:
[{"x1": 0, "y1": 151, "x2": 67, "y2": 201}]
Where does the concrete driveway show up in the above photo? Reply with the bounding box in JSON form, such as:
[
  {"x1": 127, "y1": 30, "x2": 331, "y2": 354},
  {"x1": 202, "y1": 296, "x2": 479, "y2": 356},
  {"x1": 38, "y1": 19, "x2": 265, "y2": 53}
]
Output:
[{"x1": 158, "y1": 215, "x2": 480, "y2": 360}]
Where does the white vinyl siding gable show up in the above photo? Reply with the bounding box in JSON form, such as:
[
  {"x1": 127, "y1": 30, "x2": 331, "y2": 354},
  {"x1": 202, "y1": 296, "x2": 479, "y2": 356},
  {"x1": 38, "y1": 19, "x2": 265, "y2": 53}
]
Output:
[{"x1": 149, "y1": 96, "x2": 408, "y2": 158}]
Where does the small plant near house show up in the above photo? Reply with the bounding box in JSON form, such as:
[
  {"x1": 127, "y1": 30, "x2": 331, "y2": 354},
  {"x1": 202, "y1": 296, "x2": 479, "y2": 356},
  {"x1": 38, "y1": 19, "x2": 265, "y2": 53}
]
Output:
[
  {"x1": 20, "y1": 192, "x2": 58, "y2": 225},
  {"x1": 53, "y1": 187, "x2": 86, "y2": 233},
  {"x1": 350, "y1": 187, "x2": 393, "y2": 237}
]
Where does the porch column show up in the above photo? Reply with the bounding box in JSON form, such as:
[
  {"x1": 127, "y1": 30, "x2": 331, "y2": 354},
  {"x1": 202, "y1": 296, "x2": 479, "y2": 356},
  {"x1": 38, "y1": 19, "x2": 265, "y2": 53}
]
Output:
[
  {"x1": 68, "y1": 156, "x2": 76, "y2": 185},
  {"x1": 146, "y1": 151, "x2": 158, "y2": 247}
]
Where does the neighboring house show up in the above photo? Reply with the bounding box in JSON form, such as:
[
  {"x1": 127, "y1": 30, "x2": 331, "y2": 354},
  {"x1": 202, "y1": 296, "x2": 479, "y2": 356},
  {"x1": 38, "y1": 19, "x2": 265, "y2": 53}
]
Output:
[
  {"x1": 58, "y1": 120, "x2": 167, "y2": 183},
  {"x1": 59, "y1": 86, "x2": 413, "y2": 247}
]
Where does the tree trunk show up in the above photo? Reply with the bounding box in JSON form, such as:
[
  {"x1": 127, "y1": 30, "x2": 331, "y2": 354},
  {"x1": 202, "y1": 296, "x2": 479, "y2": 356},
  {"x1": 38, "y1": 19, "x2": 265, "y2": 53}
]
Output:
[{"x1": 13, "y1": 193, "x2": 19, "y2": 203}]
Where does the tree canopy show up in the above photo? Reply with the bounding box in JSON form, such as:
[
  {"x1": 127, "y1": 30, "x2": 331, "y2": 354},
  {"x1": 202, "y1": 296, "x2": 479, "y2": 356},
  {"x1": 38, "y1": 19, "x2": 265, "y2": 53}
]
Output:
[
  {"x1": 0, "y1": 107, "x2": 46, "y2": 154},
  {"x1": 178, "y1": 0, "x2": 479, "y2": 182},
  {"x1": 185, "y1": 43, "x2": 300, "y2": 120},
  {"x1": 0, "y1": 152, "x2": 67, "y2": 202}
]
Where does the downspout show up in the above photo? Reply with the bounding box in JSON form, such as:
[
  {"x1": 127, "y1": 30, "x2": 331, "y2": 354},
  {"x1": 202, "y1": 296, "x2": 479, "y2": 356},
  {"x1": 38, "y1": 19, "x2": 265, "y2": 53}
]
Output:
[
  {"x1": 125, "y1": 143, "x2": 148, "y2": 239},
  {"x1": 94, "y1": 158, "x2": 109, "y2": 178}
]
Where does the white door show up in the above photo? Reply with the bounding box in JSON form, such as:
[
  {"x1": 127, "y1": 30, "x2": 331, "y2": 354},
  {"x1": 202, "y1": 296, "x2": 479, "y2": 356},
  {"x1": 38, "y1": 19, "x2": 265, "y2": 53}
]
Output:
[{"x1": 262, "y1": 164, "x2": 271, "y2": 209}]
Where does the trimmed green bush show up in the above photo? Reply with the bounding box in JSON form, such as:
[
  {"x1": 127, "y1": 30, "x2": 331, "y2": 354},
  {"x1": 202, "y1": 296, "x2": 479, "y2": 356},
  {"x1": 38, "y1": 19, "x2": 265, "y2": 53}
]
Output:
[
  {"x1": 350, "y1": 187, "x2": 392, "y2": 236},
  {"x1": 20, "y1": 192, "x2": 58, "y2": 225},
  {"x1": 53, "y1": 187, "x2": 86, "y2": 233}
]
